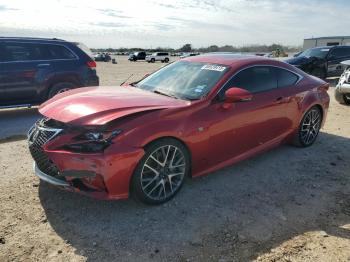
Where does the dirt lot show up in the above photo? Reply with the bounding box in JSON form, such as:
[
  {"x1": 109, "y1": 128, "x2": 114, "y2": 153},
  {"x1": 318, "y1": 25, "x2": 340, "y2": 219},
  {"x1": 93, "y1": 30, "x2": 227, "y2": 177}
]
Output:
[{"x1": 0, "y1": 56, "x2": 350, "y2": 262}]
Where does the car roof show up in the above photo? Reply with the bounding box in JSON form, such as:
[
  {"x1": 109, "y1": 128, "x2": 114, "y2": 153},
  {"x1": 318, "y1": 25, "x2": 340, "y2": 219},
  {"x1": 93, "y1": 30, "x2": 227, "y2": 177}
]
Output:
[
  {"x1": 307, "y1": 45, "x2": 350, "y2": 51},
  {"x1": 0, "y1": 37, "x2": 68, "y2": 44},
  {"x1": 183, "y1": 53, "x2": 272, "y2": 66}
]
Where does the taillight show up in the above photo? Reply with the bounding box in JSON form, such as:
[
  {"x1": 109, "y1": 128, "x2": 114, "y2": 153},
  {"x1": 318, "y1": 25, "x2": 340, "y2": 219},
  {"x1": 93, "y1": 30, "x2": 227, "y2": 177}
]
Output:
[
  {"x1": 318, "y1": 83, "x2": 329, "y2": 91},
  {"x1": 86, "y1": 60, "x2": 96, "y2": 68}
]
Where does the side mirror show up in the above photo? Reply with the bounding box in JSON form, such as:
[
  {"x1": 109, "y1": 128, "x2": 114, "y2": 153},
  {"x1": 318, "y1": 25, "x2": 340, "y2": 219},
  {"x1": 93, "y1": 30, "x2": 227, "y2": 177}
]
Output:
[{"x1": 225, "y1": 87, "x2": 252, "y2": 103}]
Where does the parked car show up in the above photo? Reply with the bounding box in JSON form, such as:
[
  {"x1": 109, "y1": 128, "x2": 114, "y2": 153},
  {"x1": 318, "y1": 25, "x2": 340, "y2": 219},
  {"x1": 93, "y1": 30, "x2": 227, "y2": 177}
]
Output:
[
  {"x1": 180, "y1": 53, "x2": 199, "y2": 59},
  {"x1": 28, "y1": 54, "x2": 329, "y2": 204},
  {"x1": 146, "y1": 52, "x2": 170, "y2": 63},
  {"x1": 286, "y1": 45, "x2": 350, "y2": 79},
  {"x1": 335, "y1": 60, "x2": 350, "y2": 105},
  {"x1": 128, "y1": 51, "x2": 146, "y2": 61},
  {"x1": 0, "y1": 37, "x2": 99, "y2": 108},
  {"x1": 94, "y1": 53, "x2": 111, "y2": 62}
]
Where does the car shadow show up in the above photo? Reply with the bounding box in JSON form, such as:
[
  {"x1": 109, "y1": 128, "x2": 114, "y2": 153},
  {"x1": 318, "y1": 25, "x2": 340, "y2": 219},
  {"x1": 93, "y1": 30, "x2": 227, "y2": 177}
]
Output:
[
  {"x1": 0, "y1": 107, "x2": 40, "y2": 140},
  {"x1": 39, "y1": 131, "x2": 350, "y2": 261}
]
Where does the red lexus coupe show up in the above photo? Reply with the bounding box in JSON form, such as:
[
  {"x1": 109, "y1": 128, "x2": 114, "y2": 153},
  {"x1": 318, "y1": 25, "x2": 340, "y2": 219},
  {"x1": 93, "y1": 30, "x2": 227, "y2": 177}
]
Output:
[{"x1": 28, "y1": 54, "x2": 330, "y2": 204}]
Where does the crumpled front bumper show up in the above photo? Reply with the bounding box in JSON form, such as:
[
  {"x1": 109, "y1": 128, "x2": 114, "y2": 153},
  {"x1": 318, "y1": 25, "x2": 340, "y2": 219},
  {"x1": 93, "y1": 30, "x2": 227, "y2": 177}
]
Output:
[
  {"x1": 33, "y1": 161, "x2": 113, "y2": 200},
  {"x1": 34, "y1": 162, "x2": 70, "y2": 187}
]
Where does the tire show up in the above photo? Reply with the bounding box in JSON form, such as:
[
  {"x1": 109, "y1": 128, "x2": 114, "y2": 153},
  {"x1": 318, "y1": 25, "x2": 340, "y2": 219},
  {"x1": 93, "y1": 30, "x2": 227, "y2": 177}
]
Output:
[
  {"x1": 151, "y1": 58, "x2": 155, "y2": 63},
  {"x1": 335, "y1": 89, "x2": 350, "y2": 105},
  {"x1": 164, "y1": 58, "x2": 169, "y2": 63},
  {"x1": 310, "y1": 68, "x2": 326, "y2": 79},
  {"x1": 48, "y1": 82, "x2": 75, "y2": 99},
  {"x1": 131, "y1": 138, "x2": 190, "y2": 205},
  {"x1": 292, "y1": 106, "x2": 322, "y2": 147}
]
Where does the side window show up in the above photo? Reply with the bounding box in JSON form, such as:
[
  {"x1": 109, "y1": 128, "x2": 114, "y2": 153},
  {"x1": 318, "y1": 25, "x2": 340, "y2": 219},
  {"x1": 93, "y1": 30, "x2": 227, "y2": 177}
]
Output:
[
  {"x1": 2, "y1": 42, "x2": 50, "y2": 62},
  {"x1": 47, "y1": 45, "x2": 76, "y2": 59},
  {"x1": 343, "y1": 47, "x2": 350, "y2": 57},
  {"x1": 276, "y1": 68, "x2": 299, "y2": 88},
  {"x1": 222, "y1": 66, "x2": 277, "y2": 97},
  {"x1": 330, "y1": 47, "x2": 350, "y2": 59},
  {"x1": 0, "y1": 44, "x2": 7, "y2": 62}
]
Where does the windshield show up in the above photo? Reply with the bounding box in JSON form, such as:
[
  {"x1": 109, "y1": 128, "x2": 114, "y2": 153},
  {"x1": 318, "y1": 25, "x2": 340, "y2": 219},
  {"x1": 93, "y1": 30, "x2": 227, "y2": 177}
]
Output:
[
  {"x1": 299, "y1": 48, "x2": 330, "y2": 59},
  {"x1": 135, "y1": 61, "x2": 229, "y2": 100}
]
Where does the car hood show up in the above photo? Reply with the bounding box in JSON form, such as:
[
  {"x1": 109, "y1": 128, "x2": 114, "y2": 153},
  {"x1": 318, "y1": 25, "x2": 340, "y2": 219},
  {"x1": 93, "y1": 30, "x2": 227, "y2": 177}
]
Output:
[
  {"x1": 39, "y1": 86, "x2": 190, "y2": 126},
  {"x1": 285, "y1": 56, "x2": 314, "y2": 65}
]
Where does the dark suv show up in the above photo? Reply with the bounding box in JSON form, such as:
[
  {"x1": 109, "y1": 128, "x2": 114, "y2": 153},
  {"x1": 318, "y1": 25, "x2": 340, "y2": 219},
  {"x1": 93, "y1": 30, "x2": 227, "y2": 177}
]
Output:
[
  {"x1": 286, "y1": 45, "x2": 350, "y2": 79},
  {"x1": 128, "y1": 51, "x2": 146, "y2": 61},
  {"x1": 0, "y1": 37, "x2": 99, "y2": 107}
]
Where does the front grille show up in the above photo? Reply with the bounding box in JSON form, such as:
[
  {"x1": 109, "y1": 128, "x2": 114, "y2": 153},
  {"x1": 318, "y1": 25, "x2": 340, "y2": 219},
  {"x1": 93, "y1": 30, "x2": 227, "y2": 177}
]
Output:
[{"x1": 28, "y1": 118, "x2": 63, "y2": 179}]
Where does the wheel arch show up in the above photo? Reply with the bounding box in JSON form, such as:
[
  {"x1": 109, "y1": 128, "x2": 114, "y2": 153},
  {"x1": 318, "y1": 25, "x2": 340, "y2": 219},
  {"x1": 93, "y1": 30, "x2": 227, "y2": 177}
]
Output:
[
  {"x1": 142, "y1": 136, "x2": 192, "y2": 174},
  {"x1": 128, "y1": 135, "x2": 193, "y2": 199},
  {"x1": 46, "y1": 75, "x2": 81, "y2": 98}
]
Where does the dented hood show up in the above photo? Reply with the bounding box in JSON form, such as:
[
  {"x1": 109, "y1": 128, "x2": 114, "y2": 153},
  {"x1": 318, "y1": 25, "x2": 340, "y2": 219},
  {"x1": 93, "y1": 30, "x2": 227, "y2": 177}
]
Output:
[{"x1": 39, "y1": 86, "x2": 190, "y2": 125}]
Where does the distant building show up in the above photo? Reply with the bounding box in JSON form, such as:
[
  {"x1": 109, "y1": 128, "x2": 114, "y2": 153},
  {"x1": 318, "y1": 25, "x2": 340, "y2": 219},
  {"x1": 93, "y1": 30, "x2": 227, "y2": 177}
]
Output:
[{"x1": 303, "y1": 36, "x2": 350, "y2": 50}]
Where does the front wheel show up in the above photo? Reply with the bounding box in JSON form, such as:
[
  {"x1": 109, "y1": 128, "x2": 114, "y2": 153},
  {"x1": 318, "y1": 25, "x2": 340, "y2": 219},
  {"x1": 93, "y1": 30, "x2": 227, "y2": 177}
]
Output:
[
  {"x1": 132, "y1": 139, "x2": 190, "y2": 205},
  {"x1": 292, "y1": 106, "x2": 322, "y2": 147},
  {"x1": 151, "y1": 58, "x2": 155, "y2": 63}
]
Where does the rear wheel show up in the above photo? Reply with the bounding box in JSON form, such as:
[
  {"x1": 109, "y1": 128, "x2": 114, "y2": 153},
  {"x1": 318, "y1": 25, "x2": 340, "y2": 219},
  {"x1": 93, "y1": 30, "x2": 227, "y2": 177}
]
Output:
[
  {"x1": 164, "y1": 58, "x2": 169, "y2": 63},
  {"x1": 132, "y1": 139, "x2": 190, "y2": 205},
  {"x1": 293, "y1": 106, "x2": 322, "y2": 147},
  {"x1": 48, "y1": 82, "x2": 75, "y2": 99}
]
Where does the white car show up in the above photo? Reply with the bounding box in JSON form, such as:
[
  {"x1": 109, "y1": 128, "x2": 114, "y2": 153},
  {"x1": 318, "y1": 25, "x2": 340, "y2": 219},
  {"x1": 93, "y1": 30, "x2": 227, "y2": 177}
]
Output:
[
  {"x1": 146, "y1": 52, "x2": 170, "y2": 63},
  {"x1": 335, "y1": 60, "x2": 350, "y2": 105}
]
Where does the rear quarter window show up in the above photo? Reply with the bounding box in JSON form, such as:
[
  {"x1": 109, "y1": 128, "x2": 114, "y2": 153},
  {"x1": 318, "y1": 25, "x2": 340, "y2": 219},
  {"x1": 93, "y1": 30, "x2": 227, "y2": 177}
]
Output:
[
  {"x1": 47, "y1": 45, "x2": 76, "y2": 59},
  {"x1": 276, "y1": 68, "x2": 299, "y2": 88}
]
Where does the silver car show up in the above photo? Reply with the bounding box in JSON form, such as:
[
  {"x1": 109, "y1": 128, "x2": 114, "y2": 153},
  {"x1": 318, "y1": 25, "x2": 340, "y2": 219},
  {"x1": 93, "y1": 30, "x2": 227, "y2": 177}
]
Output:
[{"x1": 335, "y1": 60, "x2": 350, "y2": 105}]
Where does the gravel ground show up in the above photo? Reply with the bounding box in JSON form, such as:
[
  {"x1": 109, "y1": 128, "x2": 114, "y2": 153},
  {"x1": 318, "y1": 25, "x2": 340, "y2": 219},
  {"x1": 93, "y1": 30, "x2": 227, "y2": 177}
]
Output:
[{"x1": 0, "y1": 56, "x2": 350, "y2": 261}]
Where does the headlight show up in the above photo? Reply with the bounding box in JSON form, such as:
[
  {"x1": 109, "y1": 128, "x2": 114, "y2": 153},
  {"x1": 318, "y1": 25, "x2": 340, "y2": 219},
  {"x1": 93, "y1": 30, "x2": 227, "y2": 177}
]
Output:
[{"x1": 64, "y1": 129, "x2": 122, "y2": 153}]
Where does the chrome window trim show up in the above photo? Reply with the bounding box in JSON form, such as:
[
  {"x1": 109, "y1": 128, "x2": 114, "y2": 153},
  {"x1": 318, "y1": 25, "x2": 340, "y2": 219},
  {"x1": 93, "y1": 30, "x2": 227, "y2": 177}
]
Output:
[
  {"x1": 0, "y1": 41, "x2": 79, "y2": 63},
  {"x1": 215, "y1": 64, "x2": 304, "y2": 97}
]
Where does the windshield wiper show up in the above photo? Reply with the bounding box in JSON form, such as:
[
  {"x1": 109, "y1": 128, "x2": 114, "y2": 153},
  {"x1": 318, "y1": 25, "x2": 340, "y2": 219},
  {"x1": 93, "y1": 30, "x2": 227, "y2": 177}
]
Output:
[{"x1": 153, "y1": 90, "x2": 179, "y2": 99}]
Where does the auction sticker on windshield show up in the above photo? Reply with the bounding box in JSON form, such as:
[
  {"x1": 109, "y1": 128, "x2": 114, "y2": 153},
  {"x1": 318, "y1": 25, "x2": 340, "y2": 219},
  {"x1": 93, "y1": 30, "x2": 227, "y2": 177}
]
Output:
[{"x1": 201, "y1": 64, "x2": 227, "y2": 72}]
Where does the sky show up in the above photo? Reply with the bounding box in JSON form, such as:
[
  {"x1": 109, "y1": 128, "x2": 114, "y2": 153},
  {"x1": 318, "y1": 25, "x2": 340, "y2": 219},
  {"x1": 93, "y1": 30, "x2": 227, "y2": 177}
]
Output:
[{"x1": 0, "y1": 0, "x2": 349, "y2": 49}]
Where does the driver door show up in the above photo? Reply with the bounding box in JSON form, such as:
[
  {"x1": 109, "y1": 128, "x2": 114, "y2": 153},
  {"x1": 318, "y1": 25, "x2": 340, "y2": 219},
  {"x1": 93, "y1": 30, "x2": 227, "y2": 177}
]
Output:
[{"x1": 202, "y1": 66, "x2": 290, "y2": 166}]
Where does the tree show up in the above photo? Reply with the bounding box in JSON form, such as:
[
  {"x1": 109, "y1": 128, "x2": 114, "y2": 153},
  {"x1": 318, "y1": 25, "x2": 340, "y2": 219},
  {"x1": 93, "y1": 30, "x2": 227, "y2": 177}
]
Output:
[
  {"x1": 179, "y1": 44, "x2": 192, "y2": 52},
  {"x1": 208, "y1": 45, "x2": 219, "y2": 52}
]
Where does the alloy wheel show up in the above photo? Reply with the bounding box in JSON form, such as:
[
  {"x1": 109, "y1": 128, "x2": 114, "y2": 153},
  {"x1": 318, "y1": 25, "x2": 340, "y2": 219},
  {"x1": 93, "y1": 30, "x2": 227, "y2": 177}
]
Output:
[
  {"x1": 140, "y1": 145, "x2": 186, "y2": 201},
  {"x1": 300, "y1": 108, "x2": 321, "y2": 145}
]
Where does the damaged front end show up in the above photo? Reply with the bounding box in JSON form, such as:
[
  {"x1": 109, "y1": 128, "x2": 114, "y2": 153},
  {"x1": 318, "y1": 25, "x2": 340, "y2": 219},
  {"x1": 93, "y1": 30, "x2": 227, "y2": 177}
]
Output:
[{"x1": 27, "y1": 118, "x2": 118, "y2": 199}]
